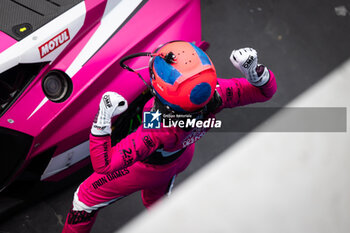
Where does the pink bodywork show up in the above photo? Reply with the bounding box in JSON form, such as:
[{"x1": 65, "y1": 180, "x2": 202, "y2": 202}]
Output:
[
  {"x1": 0, "y1": 0, "x2": 202, "y2": 181},
  {"x1": 0, "y1": 31, "x2": 17, "y2": 53}
]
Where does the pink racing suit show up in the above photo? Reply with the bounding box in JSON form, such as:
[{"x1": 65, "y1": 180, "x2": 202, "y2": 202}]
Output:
[{"x1": 62, "y1": 71, "x2": 277, "y2": 233}]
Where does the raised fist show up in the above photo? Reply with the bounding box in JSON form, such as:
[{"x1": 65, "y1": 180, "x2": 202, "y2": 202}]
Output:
[
  {"x1": 230, "y1": 48, "x2": 269, "y2": 86},
  {"x1": 91, "y1": 92, "x2": 128, "y2": 136}
]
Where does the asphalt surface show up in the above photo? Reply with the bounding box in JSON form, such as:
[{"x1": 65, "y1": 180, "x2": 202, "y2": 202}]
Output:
[{"x1": 0, "y1": 0, "x2": 350, "y2": 232}]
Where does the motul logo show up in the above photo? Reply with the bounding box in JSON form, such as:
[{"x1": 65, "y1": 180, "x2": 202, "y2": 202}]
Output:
[{"x1": 39, "y1": 29, "x2": 70, "y2": 58}]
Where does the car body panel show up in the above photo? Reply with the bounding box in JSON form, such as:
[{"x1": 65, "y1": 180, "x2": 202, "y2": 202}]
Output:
[{"x1": 0, "y1": 0, "x2": 201, "y2": 189}]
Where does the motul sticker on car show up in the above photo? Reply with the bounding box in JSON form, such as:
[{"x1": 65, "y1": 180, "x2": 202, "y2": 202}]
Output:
[{"x1": 38, "y1": 29, "x2": 70, "y2": 58}]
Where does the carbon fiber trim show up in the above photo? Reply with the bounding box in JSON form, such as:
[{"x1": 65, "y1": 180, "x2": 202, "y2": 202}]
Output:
[{"x1": 0, "y1": 0, "x2": 83, "y2": 40}]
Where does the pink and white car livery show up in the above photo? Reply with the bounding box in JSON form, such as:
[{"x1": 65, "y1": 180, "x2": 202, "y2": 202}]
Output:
[{"x1": 0, "y1": 0, "x2": 203, "y2": 191}]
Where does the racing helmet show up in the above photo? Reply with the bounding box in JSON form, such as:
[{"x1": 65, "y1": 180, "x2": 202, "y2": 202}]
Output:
[{"x1": 149, "y1": 41, "x2": 217, "y2": 113}]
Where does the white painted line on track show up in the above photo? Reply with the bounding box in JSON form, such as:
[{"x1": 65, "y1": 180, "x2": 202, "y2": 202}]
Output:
[{"x1": 117, "y1": 58, "x2": 350, "y2": 233}]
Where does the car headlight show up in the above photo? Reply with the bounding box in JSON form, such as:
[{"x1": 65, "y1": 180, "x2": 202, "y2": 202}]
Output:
[{"x1": 42, "y1": 70, "x2": 73, "y2": 103}]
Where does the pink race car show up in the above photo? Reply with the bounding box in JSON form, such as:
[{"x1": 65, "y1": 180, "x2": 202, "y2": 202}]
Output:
[{"x1": 0, "y1": 0, "x2": 206, "y2": 195}]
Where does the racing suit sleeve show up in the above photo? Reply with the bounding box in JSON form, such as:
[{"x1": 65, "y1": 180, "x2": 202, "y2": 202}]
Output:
[
  {"x1": 216, "y1": 70, "x2": 277, "y2": 109},
  {"x1": 89, "y1": 127, "x2": 176, "y2": 174}
]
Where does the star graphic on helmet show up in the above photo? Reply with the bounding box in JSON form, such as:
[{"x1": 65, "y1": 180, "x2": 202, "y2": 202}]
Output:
[{"x1": 150, "y1": 110, "x2": 161, "y2": 122}]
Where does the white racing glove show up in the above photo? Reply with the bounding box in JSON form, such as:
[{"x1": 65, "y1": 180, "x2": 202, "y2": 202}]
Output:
[
  {"x1": 91, "y1": 92, "x2": 128, "y2": 136},
  {"x1": 230, "y1": 48, "x2": 270, "y2": 86}
]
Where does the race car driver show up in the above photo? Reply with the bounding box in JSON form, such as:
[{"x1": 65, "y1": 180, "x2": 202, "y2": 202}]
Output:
[{"x1": 62, "y1": 41, "x2": 277, "y2": 233}]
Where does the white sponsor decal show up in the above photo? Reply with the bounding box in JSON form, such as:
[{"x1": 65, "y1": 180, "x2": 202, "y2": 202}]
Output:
[{"x1": 38, "y1": 29, "x2": 70, "y2": 58}]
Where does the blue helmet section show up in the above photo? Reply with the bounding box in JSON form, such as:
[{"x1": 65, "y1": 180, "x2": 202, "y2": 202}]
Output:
[
  {"x1": 153, "y1": 56, "x2": 181, "y2": 85},
  {"x1": 190, "y1": 82, "x2": 212, "y2": 105},
  {"x1": 190, "y1": 43, "x2": 211, "y2": 66}
]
